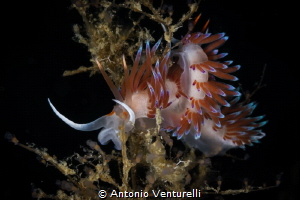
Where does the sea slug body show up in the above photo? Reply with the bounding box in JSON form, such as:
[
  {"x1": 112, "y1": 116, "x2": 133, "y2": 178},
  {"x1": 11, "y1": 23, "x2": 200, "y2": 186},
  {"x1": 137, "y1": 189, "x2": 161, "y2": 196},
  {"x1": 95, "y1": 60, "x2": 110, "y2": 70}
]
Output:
[{"x1": 49, "y1": 29, "x2": 266, "y2": 156}]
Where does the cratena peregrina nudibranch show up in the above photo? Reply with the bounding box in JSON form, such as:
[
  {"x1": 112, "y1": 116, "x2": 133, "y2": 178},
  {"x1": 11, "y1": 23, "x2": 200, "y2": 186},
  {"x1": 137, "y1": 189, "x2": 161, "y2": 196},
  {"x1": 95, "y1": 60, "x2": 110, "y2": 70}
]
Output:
[{"x1": 48, "y1": 30, "x2": 267, "y2": 157}]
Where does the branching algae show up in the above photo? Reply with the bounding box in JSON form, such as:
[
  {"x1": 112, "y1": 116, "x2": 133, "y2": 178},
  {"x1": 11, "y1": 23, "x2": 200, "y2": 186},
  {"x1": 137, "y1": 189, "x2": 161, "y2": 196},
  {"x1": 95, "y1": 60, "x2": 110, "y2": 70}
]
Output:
[{"x1": 5, "y1": 0, "x2": 280, "y2": 199}]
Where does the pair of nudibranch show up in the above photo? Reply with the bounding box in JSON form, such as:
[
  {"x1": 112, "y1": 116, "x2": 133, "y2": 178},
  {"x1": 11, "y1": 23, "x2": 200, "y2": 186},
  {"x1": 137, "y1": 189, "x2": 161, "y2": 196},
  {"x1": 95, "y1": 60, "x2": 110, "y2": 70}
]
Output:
[{"x1": 48, "y1": 28, "x2": 267, "y2": 157}]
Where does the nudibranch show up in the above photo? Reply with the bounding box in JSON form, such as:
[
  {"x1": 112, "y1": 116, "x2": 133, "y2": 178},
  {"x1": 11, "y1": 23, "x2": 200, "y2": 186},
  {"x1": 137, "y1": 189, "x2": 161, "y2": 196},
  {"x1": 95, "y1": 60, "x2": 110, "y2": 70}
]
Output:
[{"x1": 48, "y1": 28, "x2": 267, "y2": 156}]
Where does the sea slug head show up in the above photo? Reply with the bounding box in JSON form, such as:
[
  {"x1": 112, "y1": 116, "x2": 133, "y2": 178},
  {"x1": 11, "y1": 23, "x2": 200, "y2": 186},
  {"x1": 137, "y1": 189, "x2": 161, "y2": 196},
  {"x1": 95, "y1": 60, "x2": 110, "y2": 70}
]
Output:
[
  {"x1": 96, "y1": 99, "x2": 136, "y2": 150},
  {"x1": 48, "y1": 98, "x2": 135, "y2": 150}
]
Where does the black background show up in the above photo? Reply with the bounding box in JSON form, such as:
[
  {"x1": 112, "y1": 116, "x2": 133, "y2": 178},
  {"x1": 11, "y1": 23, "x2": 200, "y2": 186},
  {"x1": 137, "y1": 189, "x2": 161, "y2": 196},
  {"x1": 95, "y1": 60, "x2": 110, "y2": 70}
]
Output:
[{"x1": 1, "y1": 0, "x2": 298, "y2": 199}]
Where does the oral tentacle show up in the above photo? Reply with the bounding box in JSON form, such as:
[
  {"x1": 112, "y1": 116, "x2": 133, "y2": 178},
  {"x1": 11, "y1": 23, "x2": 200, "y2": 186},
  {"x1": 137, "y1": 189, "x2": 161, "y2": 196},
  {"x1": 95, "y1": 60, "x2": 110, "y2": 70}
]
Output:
[{"x1": 48, "y1": 98, "x2": 107, "y2": 131}]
